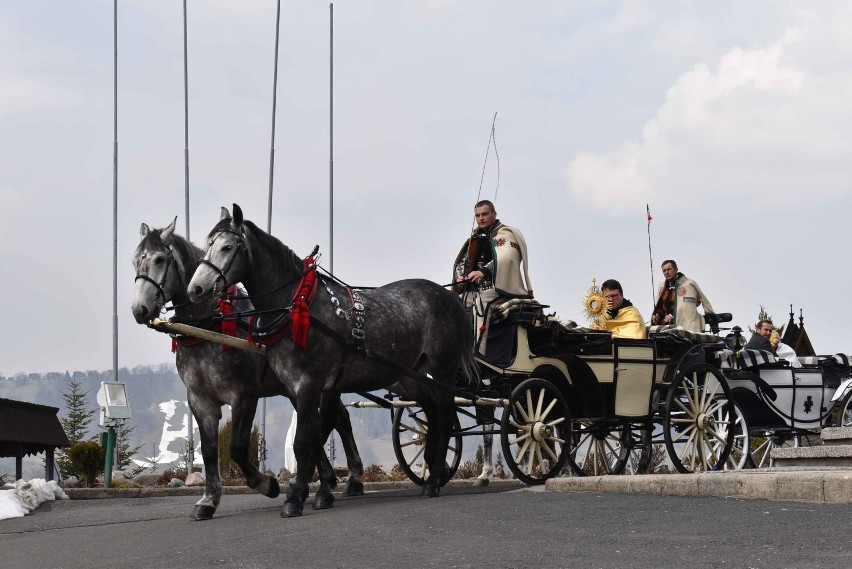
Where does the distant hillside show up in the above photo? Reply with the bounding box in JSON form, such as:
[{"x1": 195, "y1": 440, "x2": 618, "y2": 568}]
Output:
[{"x1": 0, "y1": 365, "x2": 408, "y2": 478}]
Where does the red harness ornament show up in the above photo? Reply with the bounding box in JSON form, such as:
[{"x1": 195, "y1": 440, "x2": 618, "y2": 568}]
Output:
[
  {"x1": 290, "y1": 257, "x2": 318, "y2": 349},
  {"x1": 172, "y1": 285, "x2": 239, "y2": 353}
]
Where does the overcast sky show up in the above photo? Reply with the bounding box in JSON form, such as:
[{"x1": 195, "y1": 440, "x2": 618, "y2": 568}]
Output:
[{"x1": 1, "y1": 1, "x2": 850, "y2": 376}]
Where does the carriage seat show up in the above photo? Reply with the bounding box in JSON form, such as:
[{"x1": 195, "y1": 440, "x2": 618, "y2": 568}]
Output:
[
  {"x1": 797, "y1": 353, "x2": 852, "y2": 368},
  {"x1": 527, "y1": 318, "x2": 612, "y2": 356},
  {"x1": 715, "y1": 349, "x2": 735, "y2": 369},
  {"x1": 490, "y1": 298, "x2": 549, "y2": 326},
  {"x1": 647, "y1": 324, "x2": 721, "y2": 345},
  {"x1": 737, "y1": 348, "x2": 784, "y2": 369}
]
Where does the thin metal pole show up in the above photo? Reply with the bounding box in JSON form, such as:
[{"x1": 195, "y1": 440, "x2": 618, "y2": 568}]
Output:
[
  {"x1": 267, "y1": 0, "x2": 281, "y2": 234},
  {"x1": 112, "y1": 0, "x2": 119, "y2": 383},
  {"x1": 329, "y1": 2, "x2": 334, "y2": 276},
  {"x1": 261, "y1": 0, "x2": 283, "y2": 473},
  {"x1": 646, "y1": 204, "x2": 655, "y2": 310},
  {"x1": 327, "y1": 2, "x2": 335, "y2": 466},
  {"x1": 183, "y1": 0, "x2": 195, "y2": 470}
]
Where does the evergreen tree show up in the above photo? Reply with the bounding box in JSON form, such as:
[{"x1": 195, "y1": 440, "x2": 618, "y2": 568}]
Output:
[
  {"x1": 115, "y1": 421, "x2": 144, "y2": 474},
  {"x1": 217, "y1": 418, "x2": 260, "y2": 481},
  {"x1": 57, "y1": 377, "x2": 97, "y2": 478}
]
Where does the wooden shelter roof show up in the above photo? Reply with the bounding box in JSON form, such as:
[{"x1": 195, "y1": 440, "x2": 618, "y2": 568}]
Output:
[{"x1": 0, "y1": 397, "x2": 71, "y2": 457}]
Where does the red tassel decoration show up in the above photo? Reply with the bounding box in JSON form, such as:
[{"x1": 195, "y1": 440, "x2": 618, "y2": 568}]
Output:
[{"x1": 289, "y1": 258, "x2": 317, "y2": 349}]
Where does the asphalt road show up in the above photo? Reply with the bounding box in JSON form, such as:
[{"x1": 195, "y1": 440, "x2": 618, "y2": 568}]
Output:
[{"x1": 2, "y1": 483, "x2": 851, "y2": 569}]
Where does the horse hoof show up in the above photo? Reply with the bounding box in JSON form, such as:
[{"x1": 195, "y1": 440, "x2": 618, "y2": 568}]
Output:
[
  {"x1": 472, "y1": 478, "x2": 490, "y2": 487},
  {"x1": 420, "y1": 484, "x2": 440, "y2": 498},
  {"x1": 281, "y1": 501, "x2": 304, "y2": 518},
  {"x1": 258, "y1": 477, "x2": 280, "y2": 499},
  {"x1": 343, "y1": 479, "x2": 364, "y2": 496},
  {"x1": 313, "y1": 493, "x2": 336, "y2": 510},
  {"x1": 190, "y1": 505, "x2": 216, "y2": 521}
]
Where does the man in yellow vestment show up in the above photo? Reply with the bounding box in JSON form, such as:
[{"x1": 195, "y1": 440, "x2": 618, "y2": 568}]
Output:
[{"x1": 598, "y1": 279, "x2": 646, "y2": 339}]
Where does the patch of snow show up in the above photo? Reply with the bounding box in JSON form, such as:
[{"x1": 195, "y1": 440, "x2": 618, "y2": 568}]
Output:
[{"x1": 0, "y1": 478, "x2": 68, "y2": 521}]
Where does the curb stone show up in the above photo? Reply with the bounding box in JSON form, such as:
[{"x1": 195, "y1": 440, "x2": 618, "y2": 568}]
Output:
[{"x1": 545, "y1": 469, "x2": 852, "y2": 503}]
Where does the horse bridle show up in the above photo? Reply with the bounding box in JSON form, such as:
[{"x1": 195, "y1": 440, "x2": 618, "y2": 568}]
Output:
[
  {"x1": 197, "y1": 227, "x2": 245, "y2": 293},
  {"x1": 135, "y1": 244, "x2": 184, "y2": 310}
]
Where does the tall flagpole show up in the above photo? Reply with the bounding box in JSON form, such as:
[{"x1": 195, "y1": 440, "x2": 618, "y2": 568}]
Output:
[
  {"x1": 327, "y1": 2, "x2": 336, "y2": 466},
  {"x1": 646, "y1": 204, "x2": 655, "y2": 310},
  {"x1": 182, "y1": 0, "x2": 195, "y2": 468},
  {"x1": 261, "y1": 0, "x2": 283, "y2": 473},
  {"x1": 112, "y1": 0, "x2": 119, "y2": 382}
]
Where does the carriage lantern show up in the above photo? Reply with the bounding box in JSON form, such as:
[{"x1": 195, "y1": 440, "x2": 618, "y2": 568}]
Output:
[{"x1": 726, "y1": 325, "x2": 746, "y2": 352}]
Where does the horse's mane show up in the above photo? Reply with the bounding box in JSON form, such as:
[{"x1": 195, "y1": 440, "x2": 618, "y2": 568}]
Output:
[
  {"x1": 211, "y1": 217, "x2": 303, "y2": 276},
  {"x1": 139, "y1": 228, "x2": 203, "y2": 268}
]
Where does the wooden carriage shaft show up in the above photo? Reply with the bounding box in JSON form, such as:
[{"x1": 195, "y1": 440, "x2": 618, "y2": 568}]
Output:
[
  {"x1": 149, "y1": 318, "x2": 267, "y2": 354},
  {"x1": 347, "y1": 397, "x2": 509, "y2": 409}
]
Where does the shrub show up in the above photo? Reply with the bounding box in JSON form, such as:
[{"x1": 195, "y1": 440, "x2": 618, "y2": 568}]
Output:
[
  {"x1": 362, "y1": 464, "x2": 388, "y2": 482},
  {"x1": 156, "y1": 467, "x2": 187, "y2": 486},
  {"x1": 68, "y1": 441, "x2": 106, "y2": 488},
  {"x1": 217, "y1": 419, "x2": 261, "y2": 483},
  {"x1": 388, "y1": 464, "x2": 408, "y2": 482},
  {"x1": 453, "y1": 459, "x2": 480, "y2": 480},
  {"x1": 110, "y1": 478, "x2": 141, "y2": 489}
]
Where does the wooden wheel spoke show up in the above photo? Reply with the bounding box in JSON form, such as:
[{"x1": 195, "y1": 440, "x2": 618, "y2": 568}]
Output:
[
  {"x1": 539, "y1": 398, "x2": 557, "y2": 422},
  {"x1": 535, "y1": 388, "x2": 546, "y2": 419},
  {"x1": 514, "y1": 400, "x2": 531, "y2": 423}
]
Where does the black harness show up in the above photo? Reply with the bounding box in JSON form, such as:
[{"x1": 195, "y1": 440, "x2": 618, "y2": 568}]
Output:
[{"x1": 135, "y1": 244, "x2": 183, "y2": 312}]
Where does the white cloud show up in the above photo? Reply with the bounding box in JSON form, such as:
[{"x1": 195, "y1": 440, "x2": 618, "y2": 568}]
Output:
[{"x1": 565, "y1": 22, "x2": 852, "y2": 216}]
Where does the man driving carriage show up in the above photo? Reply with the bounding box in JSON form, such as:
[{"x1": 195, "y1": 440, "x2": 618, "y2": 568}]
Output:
[
  {"x1": 651, "y1": 259, "x2": 715, "y2": 333},
  {"x1": 453, "y1": 200, "x2": 533, "y2": 361}
]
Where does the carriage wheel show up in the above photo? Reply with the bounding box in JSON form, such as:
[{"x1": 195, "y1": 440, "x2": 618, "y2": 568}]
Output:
[
  {"x1": 500, "y1": 378, "x2": 570, "y2": 484},
  {"x1": 837, "y1": 392, "x2": 852, "y2": 427},
  {"x1": 564, "y1": 421, "x2": 649, "y2": 476},
  {"x1": 749, "y1": 431, "x2": 815, "y2": 468},
  {"x1": 663, "y1": 364, "x2": 735, "y2": 473},
  {"x1": 722, "y1": 402, "x2": 751, "y2": 470},
  {"x1": 391, "y1": 405, "x2": 462, "y2": 486}
]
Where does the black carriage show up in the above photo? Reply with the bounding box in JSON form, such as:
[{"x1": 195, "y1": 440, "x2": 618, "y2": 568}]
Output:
[
  {"x1": 717, "y1": 333, "x2": 852, "y2": 468},
  {"x1": 383, "y1": 300, "x2": 741, "y2": 485}
]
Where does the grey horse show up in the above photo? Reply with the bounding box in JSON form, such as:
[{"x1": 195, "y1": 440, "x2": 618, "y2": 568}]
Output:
[
  {"x1": 187, "y1": 205, "x2": 475, "y2": 517},
  {"x1": 132, "y1": 217, "x2": 364, "y2": 520}
]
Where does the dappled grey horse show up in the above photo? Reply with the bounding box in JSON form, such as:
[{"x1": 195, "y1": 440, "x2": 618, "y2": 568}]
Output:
[
  {"x1": 188, "y1": 204, "x2": 475, "y2": 517},
  {"x1": 132, "y1": 218, "x2": 364, "y2": 520}
]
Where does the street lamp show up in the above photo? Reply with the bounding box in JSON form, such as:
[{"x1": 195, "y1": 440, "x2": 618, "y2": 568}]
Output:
[{"x1": 97, "y1": 381, "x2": 131, "y2": 488}]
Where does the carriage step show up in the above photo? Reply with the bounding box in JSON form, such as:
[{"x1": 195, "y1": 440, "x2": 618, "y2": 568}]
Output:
[
  {"x1": 819, "y1": 427, "x2": 852, "y2": 445},
  {"x1": 771, "y1": 443, "x2": 852, "y2": 468}
]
